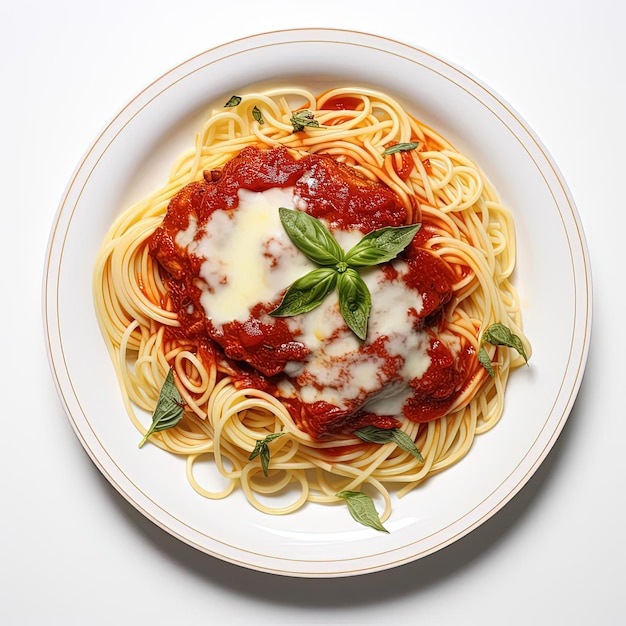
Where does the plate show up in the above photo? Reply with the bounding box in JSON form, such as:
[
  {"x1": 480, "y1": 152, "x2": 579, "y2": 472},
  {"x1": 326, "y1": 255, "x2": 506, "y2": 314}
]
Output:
[{"x1": 43, "y1": 29, "x2": 591, "y2": 577}]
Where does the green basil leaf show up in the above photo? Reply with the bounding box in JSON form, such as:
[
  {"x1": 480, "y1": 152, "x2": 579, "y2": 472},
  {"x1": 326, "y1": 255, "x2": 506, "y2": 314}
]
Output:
[
  {"x1": 272, "y1": 210, "x2": 418, "y2": 340},
  {"x1": 482, "y1": 323, "x2": 529, "y2": 363},
  {"x1": 383, "y1": 141, "x2": 420, "y2": 155},
  {"x1": 355, "y1": 426, "x2": 424, "y2": 462},
  {"x1": 336, "y1": 490, "x2": 389, "y2": 533},
  {"x1": 248, "y1": 432, "x2": 284, "y2": 460},
  {"x1": 477, "y1": 346, "x2": 495, "y2": 377},
  {"x1": 139, "y1": 368, "x2": 184, "y2": 448},
  {"x1": 249, "y1": 432, "x2": 284, "y2": 476},
  {"x1": 278, "y1": 207, "x2": 344, "y2": 265},
  {"x1": 290, "y1": 110, "x2": 320, "y2": 132},
  {"x1": 337, "y1": 268, "x2": 371, "y2": 340},
  {"x1": 270, "y1": 267, "x2": 338, "y2": 317},
  {"x1": 344, "y1": 223, "x2": 421, "y2": 267},
  {"x1": 252, "y1": 105, "x2": 264, "y2": 125},
  {"x1": 224, "y1": 95, "x2": 242, "y2": 107}
]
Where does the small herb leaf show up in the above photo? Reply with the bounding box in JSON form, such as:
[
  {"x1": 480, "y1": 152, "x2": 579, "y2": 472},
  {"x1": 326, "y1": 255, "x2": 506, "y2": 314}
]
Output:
[
  {"x1": 270, "y1": 267, "x2": 338, "y2": 317},
  {"x1": 249, "y1": 432, "x2": 284, "y2": 476},
  {"x1": 337, "y1": 269, "x2": 371, "y2": 340},
  {"x1": 482, "y1": 323, "x2": 529, "y2": 363},
  {"x1": 290, "y1": 110, "x2": 320, "y2": 132},
  {"x1": 139, "y1": 368, "x2": 184, "y2": 448},
  {"x1": 252, "y1": 105, "x2": 264, "y2": 124},
  {"x1": 344, "y1": 223, "x2": 421, "y2": 267},
  {"x1": 355, "y1": 426, "x2": 424, "y2": 462},
  {"x1": 336, "y1": 490, "x2": 389, "y2": 533},
  {"x1": 278, "y1": 207, "x2": 344, "y2": 266},
  {"x1": 477, "y1": 346, "x2": 495, "y2": 377},
  {"x1": 224, "y1": 95, "x2": 242, "y2": 107},
  {"x1": 383, "y1": 141, "x2": 420, "y2": 155}
]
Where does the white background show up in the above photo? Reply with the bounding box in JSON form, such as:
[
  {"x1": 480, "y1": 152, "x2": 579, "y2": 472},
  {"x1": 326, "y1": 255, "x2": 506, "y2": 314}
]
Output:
[{"x1": 1, "y1": 0, "x2": 623, "y2": 624}]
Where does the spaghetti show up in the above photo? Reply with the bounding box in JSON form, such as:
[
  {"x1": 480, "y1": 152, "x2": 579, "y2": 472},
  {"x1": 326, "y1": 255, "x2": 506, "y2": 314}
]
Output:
[{"x1": 93, "y1": 87, "x2": 530, "y2": 524}]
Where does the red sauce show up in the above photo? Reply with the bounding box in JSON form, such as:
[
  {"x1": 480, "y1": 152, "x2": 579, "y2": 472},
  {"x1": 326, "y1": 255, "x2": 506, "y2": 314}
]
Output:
[
  {"x1": 150, "y1": 146, "x2": 474, "y2": 439},
  {"x1": 403, "y1": 244, "x2": 455, "y2": 328},
  {"x1": 206, "y1": 303, "x2": 308, "y2": 377},
  {"x1": 405, "y1": 338, "x2": 473, "y2": 422},
  {"x1": 293, "y1": 153, "x2": 406, "y2": 231},
  {"x1": 323, "y1": 95, "x2": 365, "y2": 111}
]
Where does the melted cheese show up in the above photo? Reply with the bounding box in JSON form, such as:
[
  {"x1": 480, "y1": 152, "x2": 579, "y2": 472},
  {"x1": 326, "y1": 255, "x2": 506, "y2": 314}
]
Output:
[
  {"x1": 178, "y1": 187, "x2": 309, "y2": 324},
  {"x1": 176, "y1": 187, "x2": 432, "y2": 414},
  {"x1": 285, "y1": 261, "x2": 431, "y2": 411}
]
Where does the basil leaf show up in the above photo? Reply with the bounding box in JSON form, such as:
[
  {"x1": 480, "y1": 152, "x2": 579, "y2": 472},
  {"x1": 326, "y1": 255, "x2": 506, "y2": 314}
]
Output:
[
  {"x1": 272, "y1": 211, "x2": 419, "y2": 339},
  {"x1": 337, "y1": 268, "x2": 371, "y2": 340},
  {"x1": 355, "y1": 426, "x2": 424, "y2": 462},
  {"x1": 139, "y1": 368, "x2": 184, "y2": 448},
  {"x1": 336, "y1": 490, "x2": 389, "y2": 533},
  {"x1": 224, "y1": 95, "x2": 242, "y2": 107},
  {"x1": 278, "y1": 207, "x2": 344, "y2": 266},
  {"x1": 383, "y1": 141, "x2": 420, "y2": 155},
  {"x1": 248, "y1": 432, "x2": 284, "y2": 457},
  {"x1": 290, "y1": 110, "x2": 320, "y2": 132},
  {"x1": 477, "y1": 346, "x2": 495, "y2": 377},
  {"x1": 252, "y1": 105, "x2": 264, "y2": 125},
  {"x1": 344, "y1": 223, "x2": 421, "y2": 267},
  {"x1": 482, "y1": 323, "x2": 529, "y2": 363},
  {"x1": 270, "y1": 267, "x2": 338, "y2": 317},
  {"x1": 249, "y1": 432, "x2": 284, "y2": 476}
]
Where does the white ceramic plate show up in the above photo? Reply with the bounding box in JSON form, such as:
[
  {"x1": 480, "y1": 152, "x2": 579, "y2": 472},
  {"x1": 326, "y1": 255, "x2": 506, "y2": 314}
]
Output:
[{"x1": 43, "y1": 29, "x2": 591, "y2": 577}]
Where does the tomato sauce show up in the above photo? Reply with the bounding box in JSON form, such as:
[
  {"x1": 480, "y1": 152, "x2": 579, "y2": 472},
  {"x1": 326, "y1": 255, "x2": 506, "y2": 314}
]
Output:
[
  {"x1": 150, "y1": 146, "x2": 474, "y2": 439},
  {"x1": 323, "y1": 95, "x2": 366, "y2": 111}
]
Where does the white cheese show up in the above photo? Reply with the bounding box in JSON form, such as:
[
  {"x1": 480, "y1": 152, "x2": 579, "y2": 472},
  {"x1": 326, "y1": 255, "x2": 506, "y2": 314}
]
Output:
[
  {"x1": 175, "y1": 185, "x2": 433, "y2": 415},
  {"x1": 283, "y1": 261, "x2": 431, "y2": 413},
  {"x1": 182, "y1": 187, "x2": 312, "y2": 324}
]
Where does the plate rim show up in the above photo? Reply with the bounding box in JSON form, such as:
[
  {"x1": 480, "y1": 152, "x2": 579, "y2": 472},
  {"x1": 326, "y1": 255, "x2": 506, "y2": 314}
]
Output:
[{"x1": 42, "y1": 27, "x2": 593, "y2": 577}]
